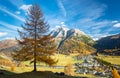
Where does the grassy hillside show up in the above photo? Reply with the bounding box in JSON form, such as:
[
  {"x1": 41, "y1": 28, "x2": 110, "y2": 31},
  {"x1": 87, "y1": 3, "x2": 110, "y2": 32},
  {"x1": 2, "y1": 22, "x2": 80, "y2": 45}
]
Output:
[
  {"x1": 0, "y1": 54, "x2": 90, "y2": 78},
  {"x1": 23, "y1": 54, "x2": 83, "y2": 67},
  {"x1": 97, "y1": 54, "x2": 120, "y2": 65},
  {"x1": 0, "y1": 56, "x2": 3, "y2": 59},
  {"x1": 58, "y1": 37, "x2": 96, "y2": 55},
  {"x1": 98, "y1": 49, "x2": 120, "y2": 56}
]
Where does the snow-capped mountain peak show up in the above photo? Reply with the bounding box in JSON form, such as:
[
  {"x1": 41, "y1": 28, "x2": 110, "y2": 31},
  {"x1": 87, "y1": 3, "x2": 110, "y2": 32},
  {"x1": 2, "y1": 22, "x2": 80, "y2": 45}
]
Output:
[
  {"x1": 50, "y1": 26, "x2": 94, "y2": 48},
  {"x1": 51, "y1": 26, "x2": 87, "y2": 39},
  {"x1": 51, "y1": 26, "x2": 69, "y2": 38}
]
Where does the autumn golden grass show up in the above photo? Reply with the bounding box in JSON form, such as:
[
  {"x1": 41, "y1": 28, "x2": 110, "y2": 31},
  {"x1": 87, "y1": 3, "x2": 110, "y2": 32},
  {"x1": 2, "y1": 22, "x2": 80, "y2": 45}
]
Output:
[
  {"x1": 0, "y1": 54, "x2": 81, "y2": 73},
  {"x1": 0, "y1": 54, "x2": 99, "y2": 78},
  {"x1": 1, "y1": 66, "x2": 97, "y2": 78},
  {"x1": 97, "y1": 54, "x2": 120, "y2": 65},
  {"x1": 23, "y1": 54, "x2": 83, "y2": 66}
]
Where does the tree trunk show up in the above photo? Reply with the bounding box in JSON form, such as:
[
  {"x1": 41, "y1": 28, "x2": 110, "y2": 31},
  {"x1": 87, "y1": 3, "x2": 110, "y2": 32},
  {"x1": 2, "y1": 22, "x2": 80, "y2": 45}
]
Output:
[
  {"x1": 33, "y1": 57, "x2": 37, "y2": 71},
  {"x1": 33, "y1": 24, "x2": 37, "y2": 72},
  {"x1": 33, "y1": 48, "x2": 37, "y2": 72}
]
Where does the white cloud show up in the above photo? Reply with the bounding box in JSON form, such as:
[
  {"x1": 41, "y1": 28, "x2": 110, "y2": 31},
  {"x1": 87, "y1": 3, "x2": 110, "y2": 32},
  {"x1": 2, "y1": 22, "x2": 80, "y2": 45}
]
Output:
[
  {"x1": 112, "y1": 20, "x2": 118, "y2": 24},
  {"x1": 50, "y1": 22, "x2": 66, "y2": 30},
  {"x1": 20, "y1": 4, "x2": 32, "y2": 11},
  {"x1": 0, "y1": 7, "x2": 24, "y2": 22},
  {"x1": 48, "y1": 18, "x2": 63, "y2": 27},
  {"x1": 57, "y1": 0, "x2": 66, "y2": 17},
  {"x1": 0, "y1": 32, "x2": 8, "y2": 37},
  {"x1": 4, "y1": 37, "x2": 15, "y2": 40},
  {"x1": 15, "y1": 11, "x2": 21, "y2": 14},
  {"x1": 63, "y1": 0, "x2": 107, "y2": 19},
  {"x1": 90, "y1": 20, "x2": 111, "y2": 29},
  {"x1": 91, "y1": 33, "x2": 111, "y2": 40},
  {"x1": 113, "y1": 23, "x2": 120, "y2": 27},
  {"x1": 60, "y1": 22, "x2": 65, "y2": 25},
  {"x1": 60, "y1": 22, "x2": 66, "y2": 27}
]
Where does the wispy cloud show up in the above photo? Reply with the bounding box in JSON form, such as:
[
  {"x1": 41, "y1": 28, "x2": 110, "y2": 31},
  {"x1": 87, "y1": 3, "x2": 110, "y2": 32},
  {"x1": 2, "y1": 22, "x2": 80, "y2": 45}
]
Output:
[
  {"x1": 0, "y1": 21, "x2": 21, "y2": 31},
  {"x1": 0, "y1": 32, "x2": 8, "y2": 37},
  {"x1": 0, "y1": 7, "x2": 24, "y2": 22},
  {"x1": 48, "y1": 18, "x2": 62, "y2": 30},
  {"x1": 57, "y1": 0, "x2": 66, "y2": 17},
  {"x1": 4, "y1": 37, "x2": 15, "y2": 40},
  {"x1": 91, "y1": 33, "x2": 111, "y2": 40},
  {"x1": 113, "y1": 23, "x2": 120, "y2": 27},
  {"x1": 59, "y1": 0, "x2": 117, "y2": 39},
  {"x1": 9, "y1": 0, "x2": 24, "y2": 7},
  {"x1": 46, "y1": 14, "x2": 66, "y2": 28},
  {"x1": 15, "y1": 11, "x2": 21, "y2": 14},
  {"x1": 20, "y1": 4, "x2": 32, "y2": 12},
  {"x1": 0, "y1": 21, "x2": 20, "y2": 40},
  {"x1": 89, "y1": 20, "x2": 111, "y2": 30},
  {"x1": 46, "y1": 0, "x2": 119, "y2": 40},
  {"x1": 60, "y1": 22, "x2": 66, "y2": 27},
  {"x1": 112, "y1": 20, "x2": 119, "y2": 24}
]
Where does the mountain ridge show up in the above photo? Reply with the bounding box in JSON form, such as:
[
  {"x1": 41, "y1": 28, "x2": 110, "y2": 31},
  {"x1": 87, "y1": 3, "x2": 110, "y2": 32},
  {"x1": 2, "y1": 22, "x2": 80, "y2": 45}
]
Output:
[
  {"x1": 0, "y1": 39, "x2": 18, "y2": 51},
  {"x1": 95, "y1": 33, "x2": 120, "y2": 50},
  {"x1": 51, "y1": 27, "x2": 94, "y2": 48},
  {"x1": 0, "y1": 27, "x2": 96, "y2": 56},
  {"x1": 94, "y1": 33, "x2": 120, "y2": 55},
  {"x1": 50, "y1": 27, "x2": 96, "y2": 54}
]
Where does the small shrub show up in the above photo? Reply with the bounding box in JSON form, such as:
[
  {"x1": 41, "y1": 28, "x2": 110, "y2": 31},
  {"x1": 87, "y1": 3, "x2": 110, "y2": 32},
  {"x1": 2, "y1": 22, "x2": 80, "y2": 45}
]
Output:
[
  {"x1": 11, "y1": 64, "x2": 15, "y2": 71},
  {"x1": 64, "y1": 63, "x2": 74, "y2": 76}
]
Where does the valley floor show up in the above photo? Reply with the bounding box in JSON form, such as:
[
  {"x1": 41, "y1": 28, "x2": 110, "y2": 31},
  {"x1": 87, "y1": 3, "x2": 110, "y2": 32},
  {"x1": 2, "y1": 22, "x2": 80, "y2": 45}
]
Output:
[
  {"x1": 0, "y1": 65, "x2": 98, "y2": 78},
  {"x1": 1, "y1": 54, "x2": 120, "y2": 78}
]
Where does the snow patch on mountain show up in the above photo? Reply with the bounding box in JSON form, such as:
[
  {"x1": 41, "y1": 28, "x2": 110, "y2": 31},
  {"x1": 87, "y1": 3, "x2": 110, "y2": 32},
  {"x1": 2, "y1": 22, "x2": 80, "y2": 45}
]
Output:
[{"x1": 51, "y1": 26, "x2": 87, "y2": 39}]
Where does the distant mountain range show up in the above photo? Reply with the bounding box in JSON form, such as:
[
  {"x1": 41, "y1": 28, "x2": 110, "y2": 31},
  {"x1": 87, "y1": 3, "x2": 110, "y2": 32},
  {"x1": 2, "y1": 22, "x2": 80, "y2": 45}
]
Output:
[
  {"x1": 94, "y1": 33, "x2": 120, "y2": 55},
  {"x1": 95, "y1": 33, "x2": 120, "y2": 50},
  {"x1": 0, "y1": 27, "x2": 96, "y2": 56},
  {"x1": 0, "y1": 39, "x2": 19, "y2": 59},
  {"x1": 0, "y1": 27, "x2": 120, "y2": 56},
  {"x1": 0, "y1": 39, "x2": 18, "y2": 51}
]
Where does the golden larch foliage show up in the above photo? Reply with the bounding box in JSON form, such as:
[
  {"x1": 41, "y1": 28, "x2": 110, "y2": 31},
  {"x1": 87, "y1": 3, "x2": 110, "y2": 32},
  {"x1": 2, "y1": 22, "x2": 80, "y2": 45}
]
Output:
[
  {"x1": 12, "y1": 4, "x2": 57, "y2": 71},
  {"x1": 11, "y1": 64, "x2": 15, "y2": 71},
  {"x1": 64, "y1": 63, "x2": 74, "y2": 76},
  {"x1": 112, "y1": 68, "x2": 120, "y2": 78}
]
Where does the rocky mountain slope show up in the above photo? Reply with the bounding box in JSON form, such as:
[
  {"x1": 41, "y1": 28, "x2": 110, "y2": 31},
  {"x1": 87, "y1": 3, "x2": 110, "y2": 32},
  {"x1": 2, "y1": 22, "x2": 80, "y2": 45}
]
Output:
[
  {"x1": 58, "y1": 37, "x2": 96, "y2": 55},
  {"x1": 51, "y1": 27, "x2": 95, "y2": 48},
  {"x1": 51, "y1": 27, "x2": 96, "y2": 54},
  {"x1": 0, "y1": 39, "x2": 18, "y2": 51},
  {"x1": 0, "y1": 39, "x2": 19, "y2": 59}
]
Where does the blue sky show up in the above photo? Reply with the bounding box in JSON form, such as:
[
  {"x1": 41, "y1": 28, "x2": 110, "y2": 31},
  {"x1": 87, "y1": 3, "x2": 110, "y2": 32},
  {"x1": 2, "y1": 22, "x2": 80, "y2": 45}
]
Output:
[{"x1": 0, "y1": 0, "x2": 120, "y2": 40}]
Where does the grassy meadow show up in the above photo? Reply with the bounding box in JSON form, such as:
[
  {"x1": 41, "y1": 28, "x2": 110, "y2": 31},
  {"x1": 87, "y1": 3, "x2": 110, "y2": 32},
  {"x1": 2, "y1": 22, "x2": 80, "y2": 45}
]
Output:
[
  {"x1": 0, "y1": 54, "x2": 99, "y2": 78},
  {"x1": 97, "y1": 54, "x2": 120, "y2": 65}
]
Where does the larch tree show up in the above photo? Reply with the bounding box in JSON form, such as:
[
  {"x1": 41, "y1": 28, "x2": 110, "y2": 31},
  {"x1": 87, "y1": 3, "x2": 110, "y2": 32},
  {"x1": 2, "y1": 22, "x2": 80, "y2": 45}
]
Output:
[
  {"x1": 112, "y1": 68, "x2": 120, "y2": 78},
  {"x1": 12, "y1": 4, "x2": 57, "y2": 72}
]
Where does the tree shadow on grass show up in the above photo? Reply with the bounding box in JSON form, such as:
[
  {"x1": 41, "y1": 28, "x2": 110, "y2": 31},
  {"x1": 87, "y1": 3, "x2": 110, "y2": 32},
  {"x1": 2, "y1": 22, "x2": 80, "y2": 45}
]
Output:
[{"x1": 0, "y1": 70, "x2": 88, "y2": 78}]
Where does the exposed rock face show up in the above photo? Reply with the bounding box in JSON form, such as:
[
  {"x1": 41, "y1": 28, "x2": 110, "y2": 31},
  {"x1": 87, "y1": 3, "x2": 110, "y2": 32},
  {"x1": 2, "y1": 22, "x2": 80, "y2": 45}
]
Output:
[
  {"x1": 51, "y1": 27, "x2": 94, "y2": 48},
  {"x1": 0, "y1": 39, "x2": 18, "y2": 51}
]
